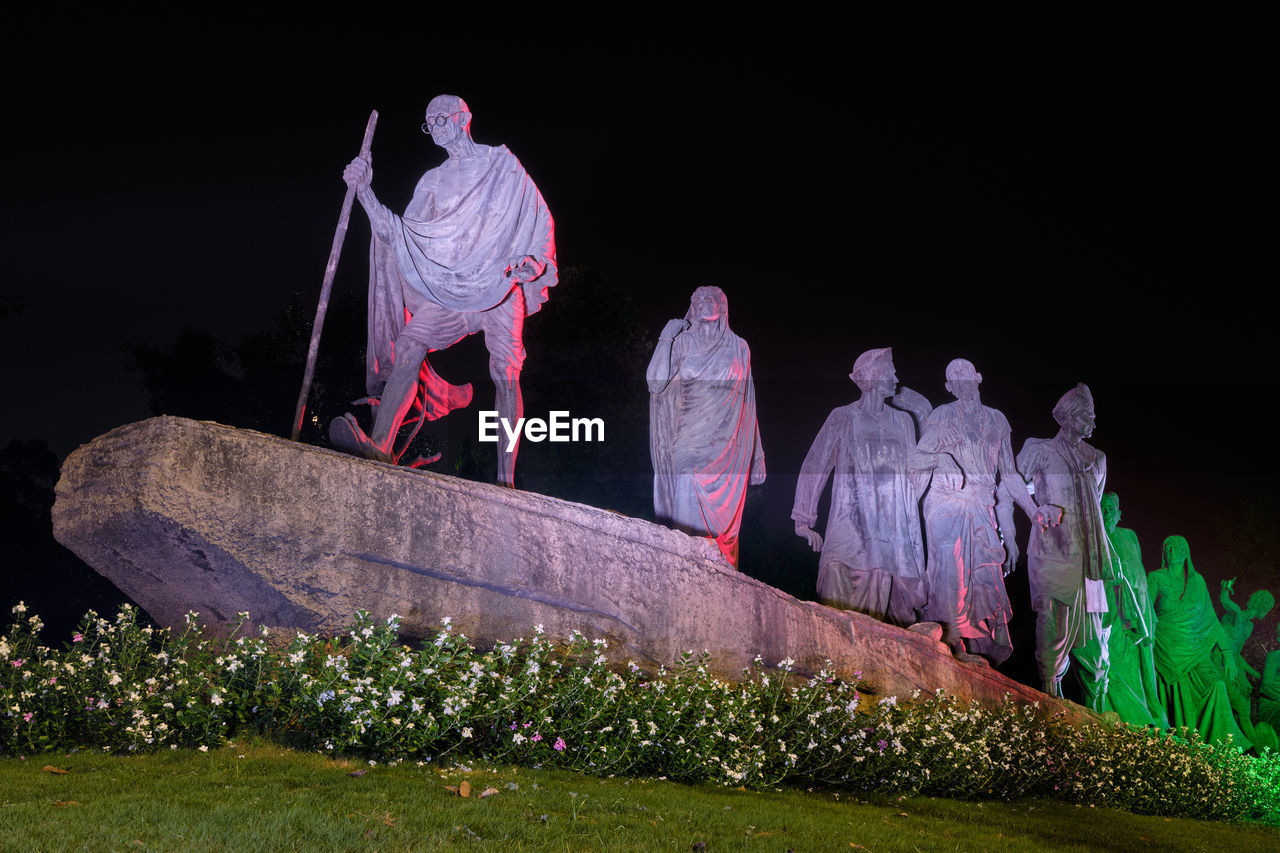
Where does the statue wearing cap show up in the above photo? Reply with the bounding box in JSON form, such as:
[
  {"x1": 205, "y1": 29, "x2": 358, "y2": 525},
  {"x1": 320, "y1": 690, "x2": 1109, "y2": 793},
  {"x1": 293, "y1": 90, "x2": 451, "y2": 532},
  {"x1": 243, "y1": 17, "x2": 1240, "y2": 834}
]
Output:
[
  {"x1": 1016, "y1": 383, "x2": 1111, "y2": 704},
  {"x1": 911, "y1": 359, "x2": 1060, "y2": 666},
  {"x1": 792, "y1": 348, "x2": 928, "y2": 625}
]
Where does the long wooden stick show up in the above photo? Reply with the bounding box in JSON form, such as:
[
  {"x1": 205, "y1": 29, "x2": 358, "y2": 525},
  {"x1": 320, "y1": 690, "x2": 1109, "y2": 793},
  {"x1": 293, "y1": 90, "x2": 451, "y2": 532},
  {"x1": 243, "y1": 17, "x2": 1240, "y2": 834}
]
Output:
[{"x1": 291, "y1": 109, "x2": 379, "y2": 441}]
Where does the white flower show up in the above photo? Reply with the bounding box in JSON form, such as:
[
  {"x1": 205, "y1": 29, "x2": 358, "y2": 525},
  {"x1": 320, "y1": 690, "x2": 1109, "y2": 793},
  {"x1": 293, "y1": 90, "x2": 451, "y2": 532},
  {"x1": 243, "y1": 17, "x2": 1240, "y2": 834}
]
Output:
[
  {"x1": 461, "y1": 727, "x2": 473, "y2": 738},
  {"x1": 198, "y1": 745, "x2": 209, "y2": 752},
  {"x1": 210, "y1": 694, "x2": 223, "y2": 706}
]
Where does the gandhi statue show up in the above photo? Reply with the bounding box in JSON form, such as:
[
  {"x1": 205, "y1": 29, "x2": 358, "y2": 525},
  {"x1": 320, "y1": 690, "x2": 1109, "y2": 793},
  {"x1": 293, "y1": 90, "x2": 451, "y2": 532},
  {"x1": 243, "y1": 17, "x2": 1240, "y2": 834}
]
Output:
[
  {"x1": 792, "y1": 348, "x2": 927, "y2": 626},
  {"x1": 1016, "y1": 384, "x2": 1111, "y2": 705},
  {"x1": 911, "y1": 359, "x2": 1060, "y2": 666},
  {"x1": 331, "y1": 95, "x2": 557, "y2": 486},
  {"x1": 648, "y1": 286, "x2": 765, "y2": 567}
]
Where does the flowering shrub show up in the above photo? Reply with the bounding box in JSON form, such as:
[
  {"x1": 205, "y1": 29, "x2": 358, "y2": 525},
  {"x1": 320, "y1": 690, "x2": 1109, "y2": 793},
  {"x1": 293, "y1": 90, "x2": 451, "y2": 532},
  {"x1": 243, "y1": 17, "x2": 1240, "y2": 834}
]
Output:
[{"x1": 2, "y1": 603, "x2": 1276, "y2": 824}]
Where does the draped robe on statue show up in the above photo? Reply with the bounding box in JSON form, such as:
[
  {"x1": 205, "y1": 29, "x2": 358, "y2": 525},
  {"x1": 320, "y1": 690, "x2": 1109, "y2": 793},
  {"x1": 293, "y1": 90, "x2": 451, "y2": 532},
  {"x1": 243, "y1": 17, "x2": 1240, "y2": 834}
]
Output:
[
  {"x1": 1148, "y1": 562, "x2": 1248, "y2": 746},
  {"x1": 914, "y1": 402, "x2": 1016, "y2": 663},
  {"x1": 650, "y1": 290, "x2": 764, "y2": 566},
  {"x1": 364, "y1": 144, "x2": 556, "y2": 415},
  {"x1": 792, "y1": 404, "x2": 927, "y2": 625},
  {"x1": 1260, "y1": 650, "x2": 1280, "y2": 730},
  {"x1": 1017, "y1": 435, "x2": 1110, "y2": 706}
]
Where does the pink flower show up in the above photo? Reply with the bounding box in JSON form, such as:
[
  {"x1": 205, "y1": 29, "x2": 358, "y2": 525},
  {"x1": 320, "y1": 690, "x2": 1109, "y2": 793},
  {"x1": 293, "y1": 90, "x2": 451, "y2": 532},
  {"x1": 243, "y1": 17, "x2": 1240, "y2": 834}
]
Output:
[
  {"x1": 22, "y1": 712, "x2": 33, "y2": 722},
  {"x1": 10, "y1": 659, "x2": 24, "y2": 668},
  {"x1": 531, "y1": 733, "x2": 543, "y2": 743},
  {"x1": 72, "y1": 633, "x2": 84, "y2": 643},
  {"x1": 553, "y1": 737, "x2": 566, "y2": 752}
]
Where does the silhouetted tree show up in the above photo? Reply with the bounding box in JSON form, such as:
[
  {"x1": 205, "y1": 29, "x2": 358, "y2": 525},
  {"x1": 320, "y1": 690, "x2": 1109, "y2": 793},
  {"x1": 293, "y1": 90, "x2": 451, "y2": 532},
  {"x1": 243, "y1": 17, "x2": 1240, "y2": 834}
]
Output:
[{"x1": 0, "y1": 439, "x2": 134, "y2": 640}]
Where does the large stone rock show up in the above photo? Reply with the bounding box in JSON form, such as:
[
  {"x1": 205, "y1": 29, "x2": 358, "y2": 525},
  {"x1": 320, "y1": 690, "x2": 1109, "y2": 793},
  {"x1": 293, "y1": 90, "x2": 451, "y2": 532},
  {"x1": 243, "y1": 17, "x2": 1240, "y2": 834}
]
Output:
[{"x1": 53, "y1": 416, "x2": 1077, "y2": 718}]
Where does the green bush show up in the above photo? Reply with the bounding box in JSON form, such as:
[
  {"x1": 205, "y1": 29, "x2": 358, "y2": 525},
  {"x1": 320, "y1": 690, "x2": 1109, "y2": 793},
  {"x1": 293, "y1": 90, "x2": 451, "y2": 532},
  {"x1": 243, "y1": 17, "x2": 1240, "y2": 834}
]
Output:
[{"x1": 1, "y1": 603, "x2": 1275, "y2": 824}]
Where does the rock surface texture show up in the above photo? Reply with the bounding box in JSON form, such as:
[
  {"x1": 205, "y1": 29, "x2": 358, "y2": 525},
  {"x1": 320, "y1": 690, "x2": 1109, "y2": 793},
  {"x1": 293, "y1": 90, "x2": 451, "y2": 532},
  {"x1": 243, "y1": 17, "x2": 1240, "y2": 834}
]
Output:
[{"x1": 54, "y1": 417, "x2": 1073, "y2": 717}]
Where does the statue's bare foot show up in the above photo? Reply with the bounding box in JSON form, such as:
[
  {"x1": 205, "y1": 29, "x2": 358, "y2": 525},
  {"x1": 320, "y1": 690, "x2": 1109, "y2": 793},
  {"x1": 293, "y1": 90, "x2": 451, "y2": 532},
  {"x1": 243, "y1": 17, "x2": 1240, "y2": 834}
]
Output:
[
  {"x1": 906, "y1": 622, "x2": 944, "y2": 643},
  {"x1": 947, "y1": 640, "x2": 990, "y2": 666},
  {"x1": 329, "y1": 414, "x2": 395, "y2": 464}
]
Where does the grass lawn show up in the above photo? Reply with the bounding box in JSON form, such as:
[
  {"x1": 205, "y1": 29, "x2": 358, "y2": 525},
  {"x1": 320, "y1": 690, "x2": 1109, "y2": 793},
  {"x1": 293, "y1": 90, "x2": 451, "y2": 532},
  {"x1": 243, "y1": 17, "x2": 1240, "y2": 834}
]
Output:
[{"x1": 2, "y1": 740, "x2": 1277, "y2": 852}]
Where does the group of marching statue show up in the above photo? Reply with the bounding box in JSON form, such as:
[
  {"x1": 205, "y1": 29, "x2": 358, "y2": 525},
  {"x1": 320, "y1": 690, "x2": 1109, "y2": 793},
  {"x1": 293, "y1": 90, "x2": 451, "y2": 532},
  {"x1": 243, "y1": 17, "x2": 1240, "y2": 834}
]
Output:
[
  {"x1": 645, "y1": 296, "x2": 1279, "y2": 750},
  {"x1": 330, "y1": 96, "x2": 1277, "y2": 750}
]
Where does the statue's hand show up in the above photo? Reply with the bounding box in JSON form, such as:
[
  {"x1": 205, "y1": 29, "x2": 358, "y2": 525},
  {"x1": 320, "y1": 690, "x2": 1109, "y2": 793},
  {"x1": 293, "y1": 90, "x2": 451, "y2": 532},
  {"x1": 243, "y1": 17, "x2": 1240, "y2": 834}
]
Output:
[
  {"x1": 1222, "y1": 577, "x2": 1236, "y2": 595},
  {"x1": 796, "y1": 523, "x2": 823, "y2": 553},
  {"x1": 1037, "y1": 505, "x2": 1063, "y2": 529},
  {"x1": 343, "y1": 155, "x2": 372, "y2": 191},
  {"x1": 935, "y1": 453, "x2": 964, "y2": 488},
  {"x1": 659, "y1": 318, "x2": 690, "y2": 341},
  {"x1": 1224, "y1": 654, "x2": 1238, "y2": 682},
  {"x1": 1003, "y1": 540, "x2": 1020, "y2": 576}
]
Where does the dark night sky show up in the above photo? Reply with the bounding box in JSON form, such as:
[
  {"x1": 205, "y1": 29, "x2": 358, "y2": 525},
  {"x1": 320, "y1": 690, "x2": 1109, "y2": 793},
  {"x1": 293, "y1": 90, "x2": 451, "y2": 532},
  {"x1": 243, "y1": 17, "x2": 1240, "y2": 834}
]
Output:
[{"x1": 3, "y1": 10, "x2": 1277, "y2": 622}]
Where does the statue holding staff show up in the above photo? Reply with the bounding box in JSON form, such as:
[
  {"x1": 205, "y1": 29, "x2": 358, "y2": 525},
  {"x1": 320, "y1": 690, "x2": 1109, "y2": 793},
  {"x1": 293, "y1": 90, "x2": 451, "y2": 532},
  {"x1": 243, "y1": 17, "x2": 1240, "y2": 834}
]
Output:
[{"x1": 331, "y1": 94, "x2": 556, "y2": 486}]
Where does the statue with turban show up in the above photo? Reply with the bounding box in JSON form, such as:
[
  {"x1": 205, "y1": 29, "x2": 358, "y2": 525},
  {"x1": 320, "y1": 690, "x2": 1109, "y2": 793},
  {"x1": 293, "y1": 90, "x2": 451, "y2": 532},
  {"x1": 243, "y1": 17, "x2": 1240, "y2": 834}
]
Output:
[
  {"x1": 1016, "y1": 383, "x2": 1111, "y2": 705},
  {"x1": 792, "y1": 348, "x2": 927, "y2": 625}
]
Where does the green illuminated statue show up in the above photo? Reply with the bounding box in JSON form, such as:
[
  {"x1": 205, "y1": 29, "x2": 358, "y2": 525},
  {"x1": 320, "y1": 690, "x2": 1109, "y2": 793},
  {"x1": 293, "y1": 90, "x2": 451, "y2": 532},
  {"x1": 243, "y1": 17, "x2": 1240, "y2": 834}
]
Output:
[
  {"x1": 1148, "y1": 535, "x2": 1249, "y2": 746},
  {"x1": 1217, "y1": 578, "x2": 1274, "y2": 748},
  {"x1": 1098, "y1": 493, "x2": 1168, "y2": 728},
  {"x1": 1260, "y1": 625, "x2": 1280, "y2": 731}
]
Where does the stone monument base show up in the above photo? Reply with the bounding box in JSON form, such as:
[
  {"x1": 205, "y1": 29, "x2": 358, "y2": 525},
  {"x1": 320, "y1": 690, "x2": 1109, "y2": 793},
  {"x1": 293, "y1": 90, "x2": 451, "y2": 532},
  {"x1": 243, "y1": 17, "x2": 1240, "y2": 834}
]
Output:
[{"x1": 53, "y1": 416, "x2": 1087, "y2": 721}]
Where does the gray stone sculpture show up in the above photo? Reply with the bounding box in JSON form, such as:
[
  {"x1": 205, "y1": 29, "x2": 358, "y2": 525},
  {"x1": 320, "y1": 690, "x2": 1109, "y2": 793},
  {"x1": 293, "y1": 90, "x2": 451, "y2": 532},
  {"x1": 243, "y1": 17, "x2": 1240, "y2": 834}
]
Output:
[
  {"x1": 648, "y1": 287, "x2": 765, "y2": 567},
  {"x1": 330, "y1": 94, "x2": 556, "y2": 486},
  {"x1": 792, "y1": 348, "x2": 927, "y2": 626},
  {"x1": 1016, "y1": 383, "x2": 1111, "y2": 706},
  {"x1": 911, "y1": 359, "x2": 1060, "y2": 666},
  {"x1": 1099, "y1": 492, "x2": 1168, "y2": 728}
]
